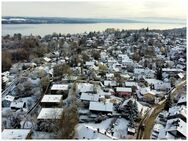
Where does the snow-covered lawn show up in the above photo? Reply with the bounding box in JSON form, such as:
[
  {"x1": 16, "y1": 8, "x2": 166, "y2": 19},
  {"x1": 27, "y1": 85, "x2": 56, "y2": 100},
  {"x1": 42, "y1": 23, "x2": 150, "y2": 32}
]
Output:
[
  {"x1": 113, "y1": 118, "x2": 129, "y2": 138},
  {"x1": 75, "y1": 117, "x2": 129, "y2": 139},
  {"x1": 32, "y1": 131, "x2": 55, "y2": 139}
]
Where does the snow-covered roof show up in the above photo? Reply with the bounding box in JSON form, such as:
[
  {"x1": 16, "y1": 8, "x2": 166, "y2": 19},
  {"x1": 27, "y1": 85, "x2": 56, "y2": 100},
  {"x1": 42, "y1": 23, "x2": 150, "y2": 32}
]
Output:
[
  {"x1": 86, "y1": 61, "x2": 95, "y2": 66},
  {"x1": 153, "y1": 123, "x2": 165, "y2": 133},
  {"x1": 121, "y1": 74, "x2": 130, "y2": 79},
  {"x1": 116, "y1": 87, "x2": 132, "y2": 92},
  {"x1": 4, "y1": 95, "x2": 15, "y2": 102},
  {"x1": 37, "y1": 108, "x2": 63, "y2": 120},
  {"x1": 63, "y1": 41, "x2": 69, "y2": 48},
  {"x1": 145, "y1": 79, "x2": 163, "y2": 85},
  {"x1": 10, "y1": 101, "x2": 25, "y2": 109},
  {"x1": 139, "y1": 87, "x2": 156, "y2": 95},
  {"x1": 104, "y1": 80, "x2": 117, "y2": 86},
  {"x1": 178, "y1": 73, "x2": 184, "y2": 79},
  {"x1": 168, "y1": 105, "x2": 186, "y2": 118},
  {"x1": 178, "y1": 95, "x2": 186, "y2": 105},
  {"x1": 166, "y1": 118, "x2": 186, "y2": 137},
  {"x1": 77, "y1": 83, "x2": 94, "y2": 93},
  {"x1": 41, "y1": 95, "x2": 63, "y2": 103},
  {"x1": 106, "y1": 73, "x2": 114, "y2": 78},
  {"x1": 2, "y1": 129, "x2": 31, "y2": 139},
  {"x1": 162, "y1": 68, "x2": 183, "y2": 72},
  {"x1": 125, "y1": 82, "x2": 138, "y2": 87},
  {"x1": 74, "y1": 125, "x2": 114, "y2": 139},
  {"x1": 51, "y1": 84, "x2": 69, "y2": 91},
  {"x1": 89, "y1": 102, "x2": 113, "y2": 112},
  {"x1": 127, "y1": 127, "x2": 136, "y2": 133},
  {"x1": 43, "y1": 57, "x2": 51, "y2": 62},
  {"x1": 80, "y1": 93, "x2": 99, "y2": 102},
  {"x1": 134, "y1": 68, "x2": 145, "y2": 74}
]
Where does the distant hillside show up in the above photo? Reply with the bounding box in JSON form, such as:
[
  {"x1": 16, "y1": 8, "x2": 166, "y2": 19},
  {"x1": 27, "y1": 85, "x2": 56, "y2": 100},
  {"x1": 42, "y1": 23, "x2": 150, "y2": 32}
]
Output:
[
  {"x1": 2, "y1": 16, "x2": 140, "y2": 24},
  {"x1": 2, "y1": 16, "x2": 186, "y2": 24}
]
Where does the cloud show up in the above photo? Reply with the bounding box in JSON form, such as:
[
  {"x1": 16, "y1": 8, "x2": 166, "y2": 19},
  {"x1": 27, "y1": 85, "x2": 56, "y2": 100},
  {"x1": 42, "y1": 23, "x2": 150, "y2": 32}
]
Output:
[{"x1": 2, "y1": 0, "x2": 186, "y2": 19}]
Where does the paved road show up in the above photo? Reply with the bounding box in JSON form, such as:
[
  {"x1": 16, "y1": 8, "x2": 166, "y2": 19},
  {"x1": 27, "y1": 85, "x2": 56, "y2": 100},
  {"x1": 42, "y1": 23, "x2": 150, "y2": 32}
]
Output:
[{"x1": 137, "y1": 80, "x2": 186, "y2": 139}]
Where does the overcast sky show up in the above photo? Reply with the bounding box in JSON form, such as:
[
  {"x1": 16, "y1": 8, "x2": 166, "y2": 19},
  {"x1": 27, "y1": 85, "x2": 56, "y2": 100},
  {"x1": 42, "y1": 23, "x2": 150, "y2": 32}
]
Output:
[{"x1": 2, "y1": 0, "x2": 187, "y2": 20}]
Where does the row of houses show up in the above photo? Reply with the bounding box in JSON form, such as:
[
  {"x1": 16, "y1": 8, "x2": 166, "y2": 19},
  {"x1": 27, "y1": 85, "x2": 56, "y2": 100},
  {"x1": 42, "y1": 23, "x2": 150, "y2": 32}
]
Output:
[{"x1": 151, "y1": 95, "x2": 186, "y2": 139}]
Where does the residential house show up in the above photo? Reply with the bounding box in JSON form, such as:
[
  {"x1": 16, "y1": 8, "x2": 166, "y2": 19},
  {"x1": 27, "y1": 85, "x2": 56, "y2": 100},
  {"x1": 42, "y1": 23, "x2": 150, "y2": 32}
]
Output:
[
  {"x1": 80, "y1": 93, "x2": 99, "y2": 102},
  {"x1": 104, "y1": 80, "x2": 117, "y2": 87},
  {"x1": 51, "y1": 84, "x2": 69, "y2": 95},
  {"x1": 177, "y1": 95, "x2": 186, "y2": 106},
  {"x1": 10, "y1": 101, "x2": 26, "y2": 110},
  {"x1": 158, "y1": 118, "x2": 186, "y2": 139},
  {"x1": 167, "y1": 105, "x2": 186, "y2": 122},
  {"x1": 136, "y1": 87, "x2": 156, "y2": 103},
  {"x1": 134, "y1": 68, "x2": 155, "y2": 79},
  {"x1": 1, "y1": 129, "x2": 32, "y2": 139},
  {"x1": 37, "y1": 108, "x2": 64, "y2": 120},
  {"x1": 40, "y1": 95, "x2": 63, "y2": 107},
  {"x1": 77, "y1": 83, "x2": 94, "y2": 93},
  {"x1": 89, "y1": 101, "x2": 113, "y2": 113},
  {"x1": 74, "y1": 124, "x2": 115, "y2": 140},
  {"x1": 115, "y1": 87, "x2": 132, "y2": 97},
  {"x1": 145, "y1": 79, "x2": 171, "y2": 91}
]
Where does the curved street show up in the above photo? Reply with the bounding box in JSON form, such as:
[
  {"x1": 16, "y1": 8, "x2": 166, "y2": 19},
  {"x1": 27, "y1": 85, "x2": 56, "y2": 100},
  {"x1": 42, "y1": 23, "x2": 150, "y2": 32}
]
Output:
[{"x1": 137, "y1": 80, "x2": 186, "y2": 139}]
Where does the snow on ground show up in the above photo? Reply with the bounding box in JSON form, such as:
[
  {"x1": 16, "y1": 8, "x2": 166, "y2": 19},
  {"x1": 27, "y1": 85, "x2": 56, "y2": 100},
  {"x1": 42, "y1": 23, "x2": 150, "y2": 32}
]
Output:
[
  {"x1": 84, "y1": 118, "x2": 113, "y2": 132},
  {"x1": 20, "y1": 120, "x2": 34, "y2": 129},
  {"x1": 32, "y1": 131, "x2": 55, "y2": 139},
  {"x1": 122, "y1": 98, "x2": 150, "y2": 116},
  {"x1": 75, "y1": 117, "x2": 129, "y2": 139},
  {"x1": 2, "y1": 107, "x2": 13, "y2": 117},
  {"x1": 74, "y1": 124, "x2": 113, "y2": 139},
  {"x1": 112, "y1": 118, "x2": 129, "y2": 139}
]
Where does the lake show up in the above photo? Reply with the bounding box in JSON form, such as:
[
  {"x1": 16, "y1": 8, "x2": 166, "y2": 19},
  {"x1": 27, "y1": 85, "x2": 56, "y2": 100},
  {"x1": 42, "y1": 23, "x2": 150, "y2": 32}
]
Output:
[{"x1": 2, "y1": 23, "x2": 186, "y2": 37}]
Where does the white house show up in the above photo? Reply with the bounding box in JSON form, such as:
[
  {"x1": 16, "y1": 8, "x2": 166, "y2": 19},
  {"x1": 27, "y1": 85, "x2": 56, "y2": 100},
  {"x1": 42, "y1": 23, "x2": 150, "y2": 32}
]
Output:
[
  {"x1": 125, "y1": 82, "x2": 138, "y2": 88},
  {"x1": 37, "y1": 108, "x2": 64, "y2": 120},
  {"x1": 145, "y1": 79, "x2": 171, "y2": 91},
  {"x1": 158, "y1": 118, "x2": 186, "y2": 139},
  {"x1": 41, "y1": 95, "x2": 63, "y2": 106},
  {"x1": 85, "y1": 61, "x2": 95, "y2": 67},
  {"x1": 77, "y1": 83, "x2": 94, "y2": 93},
  {"x1": 80, "y1": 93, "x2": 99, "y2": 102},
  {"x1": 10, "y1": 101, "x2": 26, "y2": 110},
  {"x1": 4, "y1": 95, "x2": 15, "y2": 102},
  {"x1": 43, "y1": 57, "x2": 51, "y2": 62},
  {"x1": 168, "y1": 105, "x2": 186, "y2": 122},
  {"x1": 134, "y1": 68, "x2": 155, "y2": 79},
  {"x1": 51, "y1": 84, "x2": 69, "y2": 91},
  {"x1": 104, "y1": 80, "x2": 117, "y2": 87},
  {"x1": 89, "y1": 101, "x2": 113, "y2": 112}
]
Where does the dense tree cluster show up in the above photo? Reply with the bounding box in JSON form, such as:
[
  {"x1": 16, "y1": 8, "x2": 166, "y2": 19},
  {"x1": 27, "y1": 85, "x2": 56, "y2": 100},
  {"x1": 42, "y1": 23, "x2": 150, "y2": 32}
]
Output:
[
  {"x1": 2, "y1": 36, "x2": 50, "y2": 72},
  {"x1": 122, "y1": 100, "x2": 139, "y2": 128},
  {"x1": 53, "y1": 64, "x2": 72, "y2": 77}
]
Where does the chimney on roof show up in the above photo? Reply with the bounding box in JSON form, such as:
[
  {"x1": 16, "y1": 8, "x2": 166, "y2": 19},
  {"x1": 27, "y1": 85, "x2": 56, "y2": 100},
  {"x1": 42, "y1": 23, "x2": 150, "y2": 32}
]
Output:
[{"x1": 97, "y1": 128, "x2": 99, "y2": 132}]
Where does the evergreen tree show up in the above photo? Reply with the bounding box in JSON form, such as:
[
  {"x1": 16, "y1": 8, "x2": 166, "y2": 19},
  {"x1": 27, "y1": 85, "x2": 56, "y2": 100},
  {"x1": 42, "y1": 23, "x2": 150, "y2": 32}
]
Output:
[
  {"x1": 122, "y1": 100, "x2": 138, "y2": 123},
  {"x1": 164, "y1": 94, "x2": 172, "y2": 111},
  {"x1": 156, "y1": 66, "x2": 163, "y2": 80}
]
